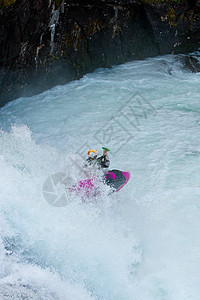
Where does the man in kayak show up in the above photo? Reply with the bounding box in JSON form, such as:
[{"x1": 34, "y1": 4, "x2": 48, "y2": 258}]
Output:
[
  {"x1": 96, "y1": 147, "x2": 110, "y2": 169},
  {"x1": 86, "y1": 147, "x2": 110, "y2": 169}
]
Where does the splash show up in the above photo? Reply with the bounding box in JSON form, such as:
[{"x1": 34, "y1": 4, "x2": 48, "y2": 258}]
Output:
[
  {"x1": 0, "y1": 125, "x2": 141, "y2": 299},
  {"x1": 0, "y1": 54, "x2": 200, "y2": 299}
]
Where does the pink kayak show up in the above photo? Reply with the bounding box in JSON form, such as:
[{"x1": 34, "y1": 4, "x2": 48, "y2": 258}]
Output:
[{"x1": 69, "y1": 169, "x2": 131, "y2": 198}]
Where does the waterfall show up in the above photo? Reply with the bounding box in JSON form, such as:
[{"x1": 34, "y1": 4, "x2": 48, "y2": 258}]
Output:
[{"x1": 49, "y1": 5, "x2": 60, "y2": 54}]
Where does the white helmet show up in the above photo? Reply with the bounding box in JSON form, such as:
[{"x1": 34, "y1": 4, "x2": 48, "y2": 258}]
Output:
[{"x1": 88, "y1": 149, "x2": 98, "y2": 158}]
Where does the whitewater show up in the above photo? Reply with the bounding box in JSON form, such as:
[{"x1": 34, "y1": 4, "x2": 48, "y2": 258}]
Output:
[{"x1": 0, "y1": 54, "x2": 200, "y2": 299}]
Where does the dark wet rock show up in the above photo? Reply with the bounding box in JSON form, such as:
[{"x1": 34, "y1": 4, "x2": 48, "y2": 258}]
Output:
[
  {"x1": 1, "y1": 0, "x2": 200, "y2": 106},
  {"x1": 182, "y1": 55, "x2": 200, "y2": 72}
]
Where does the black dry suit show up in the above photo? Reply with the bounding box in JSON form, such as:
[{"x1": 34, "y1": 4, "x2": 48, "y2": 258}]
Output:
[
  {"x1": 96, "y1": 155, "x2": 110, "y2": 168},
  {"x1": 86, "y1": 155, "x2": 110, "y2": 169},
  {"x1": 86, "y1": 157, "x2": 96, "y2": 166}
]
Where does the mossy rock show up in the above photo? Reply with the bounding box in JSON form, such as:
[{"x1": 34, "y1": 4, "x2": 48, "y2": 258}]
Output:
[{"x1": 0, "y1": 0, "x2": 16, "y2": 8}]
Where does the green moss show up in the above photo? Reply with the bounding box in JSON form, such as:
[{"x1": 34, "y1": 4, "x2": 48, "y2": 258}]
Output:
[
  {"x1": 0, "y1": 0, "x2": 16, "y2": 8},
  {"x1": 62, "y1": 34, "x2": 72, "y2": 49},
  {"x1": 167, "y1": 7, "x2": 177, "y2": 26},
  {"x1": 53, "y1": 0, "x2": 64, "y2": 8},
  {"x1": 143, "y1": 0, "x2": 186, "y2": 27},
  {"x1": 61, "y1": 25, "x2": 85, "y2": 52},
  {"x1": 87, "y1": 19, "x2": 105, "y2": 36}
]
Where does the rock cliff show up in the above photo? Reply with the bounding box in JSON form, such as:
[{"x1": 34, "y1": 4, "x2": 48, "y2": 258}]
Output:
[{"x1": 0, "y1": 0, "x2": 200, "y2": 106}]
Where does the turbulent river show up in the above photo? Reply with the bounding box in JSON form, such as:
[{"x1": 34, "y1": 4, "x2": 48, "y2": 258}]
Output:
[{"x1": 0, "y1": 54, "x2": 200, "y2": 299}]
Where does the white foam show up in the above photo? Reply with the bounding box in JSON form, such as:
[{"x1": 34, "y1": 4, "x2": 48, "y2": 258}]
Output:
[{"x1": 0, "y1": 54, "x2": 200, "y2": 299}]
